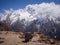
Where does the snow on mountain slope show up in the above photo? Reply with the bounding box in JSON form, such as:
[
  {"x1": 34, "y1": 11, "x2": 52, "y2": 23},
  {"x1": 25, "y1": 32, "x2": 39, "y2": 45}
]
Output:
[
  {"x1": 0, "y1": 2, "x2": 60, "y2": 39},
  {"x1": 0, "y1": 2, "x2": 60, "y2": 25}
]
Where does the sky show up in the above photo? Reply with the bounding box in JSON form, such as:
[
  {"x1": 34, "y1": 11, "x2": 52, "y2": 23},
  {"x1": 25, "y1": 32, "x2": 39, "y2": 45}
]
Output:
[{"x1": 0, "y1": 0, "x2": 60, "y2": 12}]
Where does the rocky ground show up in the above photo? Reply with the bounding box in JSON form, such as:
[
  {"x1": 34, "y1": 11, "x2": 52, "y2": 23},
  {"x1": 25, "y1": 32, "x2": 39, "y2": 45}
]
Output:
[{"x1": 0, "y1": 31, "x2": 60, "y2": 45}]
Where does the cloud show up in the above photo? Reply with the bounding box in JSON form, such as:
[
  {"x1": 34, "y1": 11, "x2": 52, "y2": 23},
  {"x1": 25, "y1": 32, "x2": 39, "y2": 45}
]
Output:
[
  {"x1": 0, "y1": 2, "x2": 60, "y2": 24},
  {"x1": 25, "y1": 2, "x2": 60, "y2": 20}
]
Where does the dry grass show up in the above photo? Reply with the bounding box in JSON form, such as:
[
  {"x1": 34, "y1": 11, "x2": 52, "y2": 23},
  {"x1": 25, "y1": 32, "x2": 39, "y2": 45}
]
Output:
[{"x1": 0, "y1": 31, "x2": 60, "y2": 45}]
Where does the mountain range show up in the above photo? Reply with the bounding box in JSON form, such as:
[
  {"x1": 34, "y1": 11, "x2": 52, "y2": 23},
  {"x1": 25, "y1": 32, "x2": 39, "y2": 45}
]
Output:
[{"x1": 0, "y1": 2, "x2": 60, "y2": 40}]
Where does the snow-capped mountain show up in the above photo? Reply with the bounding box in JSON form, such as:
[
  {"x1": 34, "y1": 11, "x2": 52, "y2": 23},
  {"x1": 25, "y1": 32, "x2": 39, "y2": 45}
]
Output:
[
  {"x1": 0, "y1": 2, "x2": 60, "y2": 39},
  {"x1": 0, "y1": 2, "x2": 60, "y2": 25}
]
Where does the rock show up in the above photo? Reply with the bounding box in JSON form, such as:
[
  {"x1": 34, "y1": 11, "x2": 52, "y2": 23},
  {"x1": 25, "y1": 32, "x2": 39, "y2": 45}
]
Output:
[{"x1": 49, "y1": 39, "x2": 55, "y2": 44}]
